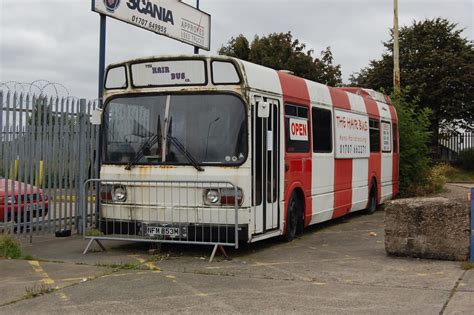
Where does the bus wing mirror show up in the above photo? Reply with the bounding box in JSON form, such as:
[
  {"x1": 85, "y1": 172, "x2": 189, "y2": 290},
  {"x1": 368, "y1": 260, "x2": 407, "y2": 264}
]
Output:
[
  {"x1": 257, "y1": 101, "x2": 270, "y2": 118},
  {"x1": 90, "y1": 108, "x2": 103, "y2": 125}
]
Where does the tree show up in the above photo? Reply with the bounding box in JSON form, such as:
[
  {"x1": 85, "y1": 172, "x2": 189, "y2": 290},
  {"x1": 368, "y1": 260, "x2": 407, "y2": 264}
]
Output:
[
  {"x1": 219, "y1": 32, "x2": 342, "y2": 86},
  {"x1": 394, "y1": 89, "x2": 432, "y2": 193},
  {"x1": 350, "y1": 18, "x2": 474, "y2": 142}
]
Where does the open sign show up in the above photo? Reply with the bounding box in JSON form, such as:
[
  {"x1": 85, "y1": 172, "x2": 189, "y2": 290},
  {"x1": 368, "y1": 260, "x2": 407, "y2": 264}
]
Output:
[{"x1": 289, "y1": 118, "x2": 308, "y2": 141}]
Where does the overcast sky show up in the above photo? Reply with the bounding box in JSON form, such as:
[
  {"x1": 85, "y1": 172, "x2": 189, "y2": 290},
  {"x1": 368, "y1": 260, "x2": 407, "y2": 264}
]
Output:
[{"x1": 1, "y1": 0, "x2": 472, "y2": 99}]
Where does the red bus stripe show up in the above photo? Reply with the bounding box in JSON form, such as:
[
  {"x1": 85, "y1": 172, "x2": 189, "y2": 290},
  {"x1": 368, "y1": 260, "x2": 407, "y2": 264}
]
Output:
[
  {"x1": 363, "y1": 97, "x2": 381, "y2": 204},
  {"x1": 278, "y1": 72, "x2": 313, "y2": 227}
]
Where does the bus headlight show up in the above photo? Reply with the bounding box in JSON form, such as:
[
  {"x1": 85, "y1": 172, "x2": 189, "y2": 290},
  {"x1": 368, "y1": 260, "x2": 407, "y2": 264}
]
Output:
[
  {"x1": 112, "y1": 185, "x2": 127, "y2": 202},
  {"x1": 203, "y1": 188, "x2": 243, "y2": 206},
  {"x1": 205, "y1": 189, "x2": 220, "y2": 204}
]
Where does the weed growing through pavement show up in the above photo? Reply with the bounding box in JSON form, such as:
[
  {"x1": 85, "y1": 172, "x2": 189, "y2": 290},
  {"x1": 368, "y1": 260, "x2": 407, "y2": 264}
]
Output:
[
  {"x1": 24, "y1": 283, "x2": 54, "y2": 299},
  {"x1": 95, "y1": 262, "x2": 145, "y2": 270},
  {"x1": 85, "y1": 229, "x2": 104, "y2": 237},
  {"x1": 461, "y1": 261, "x2": 473, "y2": 270}
]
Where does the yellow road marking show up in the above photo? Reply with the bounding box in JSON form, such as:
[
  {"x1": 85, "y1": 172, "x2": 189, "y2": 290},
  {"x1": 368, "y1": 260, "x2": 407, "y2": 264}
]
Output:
[
  {"x1": 129, "y1": 255, "x2": 161, "y2": 272},
  {"x1": 61, "y1": 277, "x2": 88, "y2": 282},
  {"x1": 128, "y1": 255, "x2": 210, "y2": 297},
  {"x1": 28, "y1": 261, "x2": 68, "y2": 301}
]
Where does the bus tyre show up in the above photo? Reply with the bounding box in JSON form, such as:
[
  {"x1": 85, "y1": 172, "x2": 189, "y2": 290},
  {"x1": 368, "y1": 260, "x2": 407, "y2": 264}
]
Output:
[
  {"x1": 365, "y1": 182, "x2": 377, "y2": 215},
  {"x1": 284, "y1": 193, "x2": 299, "y2": 242}
]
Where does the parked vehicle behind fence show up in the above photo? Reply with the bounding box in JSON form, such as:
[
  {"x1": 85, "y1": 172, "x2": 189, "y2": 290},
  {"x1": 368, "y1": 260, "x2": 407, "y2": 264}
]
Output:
[{"x1": 0, "y1": 176, "x2": 49, "y2": 226}]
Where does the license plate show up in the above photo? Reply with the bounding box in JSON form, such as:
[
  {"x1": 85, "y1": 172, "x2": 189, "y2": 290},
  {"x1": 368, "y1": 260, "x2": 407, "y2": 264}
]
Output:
[{"x1": 146, "y1": 225, "x2": 187, "y2": 238}]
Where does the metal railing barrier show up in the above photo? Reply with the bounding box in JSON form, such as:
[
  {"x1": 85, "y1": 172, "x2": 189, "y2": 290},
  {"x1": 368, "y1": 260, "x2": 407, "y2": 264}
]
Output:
[{"x1": 82, "y1": 179, "x2": 241, "y2": 261}]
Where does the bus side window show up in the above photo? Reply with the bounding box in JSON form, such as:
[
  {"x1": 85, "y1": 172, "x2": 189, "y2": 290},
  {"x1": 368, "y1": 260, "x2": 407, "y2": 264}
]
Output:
[
  {"x1": 393, "y1": 124, "x2": 398, "y2": 153},
  {"x1": 285, "y1": 104, "x2": 310, "y2": 153},
  {"x1": 312, "y1": 107, "x2": 332, "y2": 153},
  {"x1": 369, "y1": 119, "x2": 380, "y2": 153}
]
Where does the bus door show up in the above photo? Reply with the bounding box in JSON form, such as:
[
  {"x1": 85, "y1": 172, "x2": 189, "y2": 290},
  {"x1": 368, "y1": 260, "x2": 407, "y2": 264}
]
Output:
[{"x1": 252, "y1": 95, "x2": 280, "y2": 234}]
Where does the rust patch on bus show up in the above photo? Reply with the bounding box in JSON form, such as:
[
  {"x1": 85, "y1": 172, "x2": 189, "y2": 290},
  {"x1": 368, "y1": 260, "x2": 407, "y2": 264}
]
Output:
[{"x1": 158, "y1": 165, "x2": 176, "y2": 169}]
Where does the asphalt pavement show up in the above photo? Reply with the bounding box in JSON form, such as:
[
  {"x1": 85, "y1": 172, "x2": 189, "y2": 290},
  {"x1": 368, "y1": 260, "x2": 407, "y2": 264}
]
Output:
[{"x1": 0, "y1": 199, "x2": 472, "y2": 314}]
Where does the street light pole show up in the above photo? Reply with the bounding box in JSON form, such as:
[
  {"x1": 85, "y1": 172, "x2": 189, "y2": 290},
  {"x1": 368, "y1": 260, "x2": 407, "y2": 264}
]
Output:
[
  {"x1": 393, "y1": 0, "x2": 401, "y2": 95},
  {"x1": 194, "y1": 0, "x2": 200, "y2": 54}
]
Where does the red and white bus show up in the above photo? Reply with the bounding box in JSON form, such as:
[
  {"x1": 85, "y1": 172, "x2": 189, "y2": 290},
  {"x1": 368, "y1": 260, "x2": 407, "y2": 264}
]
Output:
[{"x1": 97, "y1": 55, "x2": 398, "y2": 244}]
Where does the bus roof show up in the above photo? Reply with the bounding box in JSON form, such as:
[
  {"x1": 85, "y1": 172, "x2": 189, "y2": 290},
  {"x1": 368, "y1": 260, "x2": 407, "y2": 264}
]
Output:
[{"x1": 106, "y1": 54, "x2": 395, "y2": 119}]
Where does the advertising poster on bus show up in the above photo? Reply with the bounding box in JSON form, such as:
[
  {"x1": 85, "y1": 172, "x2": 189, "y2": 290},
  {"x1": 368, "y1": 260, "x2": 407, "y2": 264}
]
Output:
[
  {"x1": 334, "y1": 109, "x2": 370, "y2": 159},
  {"x1": 381, "y1": 121, "x2": 392, "y2": 152}
]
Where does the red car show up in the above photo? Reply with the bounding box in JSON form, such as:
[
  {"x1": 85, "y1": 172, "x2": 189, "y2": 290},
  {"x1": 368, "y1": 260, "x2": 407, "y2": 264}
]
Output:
[{"x1": 0, "y1": 177, "x2": 49, "y2": 224}]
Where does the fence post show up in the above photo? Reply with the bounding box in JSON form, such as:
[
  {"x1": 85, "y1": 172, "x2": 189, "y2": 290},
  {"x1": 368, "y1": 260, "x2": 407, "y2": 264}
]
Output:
[
  {"x1": 77, "y1": 99, "x2": 87, "y2": 235},
  {"x1": 470, "y1": 187, "x2": 473, "y2": 263}
]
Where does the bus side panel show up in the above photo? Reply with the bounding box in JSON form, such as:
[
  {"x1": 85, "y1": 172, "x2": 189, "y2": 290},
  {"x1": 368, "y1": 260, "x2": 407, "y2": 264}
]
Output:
[
  {"x1": 329, "y1": 88, "x2": 353, "y2": 219},
  {"x1": 278, "y1": 72, "x2": 313, "y2": 228},
  {"x1": 346, "y1": 93, "x2": 369, "y2": 212},
  {"x1": 378, "y1": 101, "x2": 393, "y2": 202},
  {"x1": 304, "y1": 80, "x2": 335, "y2": 225},
  {"x1": 363, "y1": 97, "x2": 382, "y2": 204}
]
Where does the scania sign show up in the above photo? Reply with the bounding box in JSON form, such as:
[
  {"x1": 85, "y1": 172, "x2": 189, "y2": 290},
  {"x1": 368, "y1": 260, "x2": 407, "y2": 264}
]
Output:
[{"x1": 92, "y1": 0, "x2": 211, "y2": 51}]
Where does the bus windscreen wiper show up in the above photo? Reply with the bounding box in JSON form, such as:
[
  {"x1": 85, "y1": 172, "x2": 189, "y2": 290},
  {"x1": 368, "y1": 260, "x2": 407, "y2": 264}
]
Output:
[
  {"x1": 166, "y1": 117, "x2": 204, "y2": 172},
  {"x1": 125, "y1": 115, "x2": 161, "y2": 170}
]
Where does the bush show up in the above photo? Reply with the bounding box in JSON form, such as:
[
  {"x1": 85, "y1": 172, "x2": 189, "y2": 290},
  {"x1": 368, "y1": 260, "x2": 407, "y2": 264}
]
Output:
[
  {"x1": 0, "y1": 235, "x2": 22, "y2": 259},
  {"x1": 424, "y1": 164, "x2": 448, "y2": 194},
  {"x1": 459, "y1": 148, "x2": 474, "y2": 171},
  {"x1": 392, "y1": 89, "x2": 432, "y2": 194},
  {"x1": 403, "y1": 164, "x2": 447, "y2": 196}
]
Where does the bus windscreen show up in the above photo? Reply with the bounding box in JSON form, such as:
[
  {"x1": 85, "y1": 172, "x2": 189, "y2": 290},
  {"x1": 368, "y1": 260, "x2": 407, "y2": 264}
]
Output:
[{"x1": 103, "y1": 93, "x2": 248, "y2": 166}]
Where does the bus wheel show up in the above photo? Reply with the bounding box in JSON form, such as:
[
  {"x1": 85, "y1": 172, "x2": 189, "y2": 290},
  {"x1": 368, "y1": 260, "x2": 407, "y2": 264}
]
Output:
[
  {"x1": 365, "y1": 182, "x2": 378, "y2": 215},
  {"x1": 284, "y1": 193, "x2": 299, "y2": 242}
]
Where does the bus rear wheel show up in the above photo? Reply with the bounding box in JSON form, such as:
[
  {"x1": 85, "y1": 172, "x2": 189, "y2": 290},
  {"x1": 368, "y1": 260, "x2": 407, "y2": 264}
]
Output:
[
  {"x1": 284, "y1": 192, "x2": 300, "y2": 242},
  {"x1": 365, "y1": 182, "x2": 378, "y2": 215}
]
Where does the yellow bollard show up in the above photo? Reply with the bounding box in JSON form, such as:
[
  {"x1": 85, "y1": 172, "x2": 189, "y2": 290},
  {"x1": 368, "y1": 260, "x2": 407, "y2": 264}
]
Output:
[
  {"x1": 35, "y1": 160, "x2": 44, "y2": 188},
  {"x1": 9, "y1": 160, "x2": 19, "y2": 180}
]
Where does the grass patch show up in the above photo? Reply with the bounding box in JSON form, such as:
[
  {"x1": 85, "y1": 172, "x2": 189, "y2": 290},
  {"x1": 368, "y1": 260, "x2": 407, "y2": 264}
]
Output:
[
  {"x1": 401, "y1": 163, "x2": 474, "y2": 197},
  {"x1": 401, "y1": 164, "x2": 447, "y2": 197},
  {"x1": 443, "y1": 166, "x2": 474, "y2": 182},
  {"x1": 24, "y1": 283, "x2": 54, "y2": 299},
  {"x1": 95, "y1": 262, "x2": 143, "y2": 270},
  {"x1": 85, "y1": 229, "x2": 104, "y2": 237},
  {"x1": 0, "y1": 235, "x2": 22, "y2": 259},
  {"x1": 461, "y1": 261, "x2": 474, "y2": 270}
]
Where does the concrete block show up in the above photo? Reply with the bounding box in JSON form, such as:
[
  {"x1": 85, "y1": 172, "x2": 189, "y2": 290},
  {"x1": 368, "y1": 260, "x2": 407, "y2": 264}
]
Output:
[{"x1": 385, "y1": 197, "x2": 470, "y2": 261}]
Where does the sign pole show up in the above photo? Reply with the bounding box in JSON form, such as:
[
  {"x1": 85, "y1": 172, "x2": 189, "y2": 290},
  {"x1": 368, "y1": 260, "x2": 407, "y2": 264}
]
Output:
[
  {"x1": 94, "y1": 13, "x2": 107, "y2": 231},
  {"x1": 98, "y1": 14, "x2": 107, "y2": 106},
  {"x1": 393, "y1": 0, "x2": 400, "y2": 96},
  {"x1": 194, "y1": 0, "x2": 200, "y2": 54}
]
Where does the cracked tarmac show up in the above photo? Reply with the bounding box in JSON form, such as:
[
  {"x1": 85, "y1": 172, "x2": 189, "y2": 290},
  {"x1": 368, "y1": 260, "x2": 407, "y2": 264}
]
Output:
[{"x1": 1, "y1": 204, "x2": 473, "y2": 314}]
